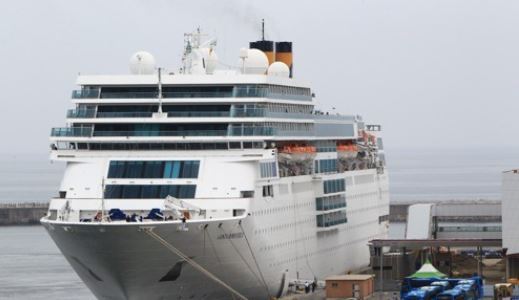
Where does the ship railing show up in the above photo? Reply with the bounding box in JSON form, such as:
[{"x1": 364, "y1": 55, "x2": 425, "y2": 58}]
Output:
[
  {"x1": 51, "y1": 127, "x2": 313, "y2": 138},
  {"x1": 72, "y1": 87, "x2": 312, "y2": 101},
  {"x1": 93, "y1": 130, "x2": 229, "y2": 137},
  {"x1": 313, "y1": 114, "x2": 357, "y2": 121},
  {"x1": 167, "y1": 111, "x2": 230, "y2": 117},
  {"x1": 71, "y1": 88, "x2": 100, "y2": 99},
  {"x1": 96, "y1": 111, "x2": 154, "y2": 118},
  {"x1": 266, "y1": 111, "x2": 314, "y2": 119},
  {"x1": 230, "y1": 108, "x2": 266, "y2": 117},
  {"x1": 51, "y1": 127, "x2": 93, "y2": 137},
  {"x1": 100, "y1": 91, "x2": 158, "y2": 99},
  {"x1": 228, "y1": 126, "x2": 276, "y2": 136},
  {"x1": 67, "y1": 108, "x2": 96, "y2": 118},
  {"x1": 66, "y1": 109, "x2": 314, "y2": 119}
]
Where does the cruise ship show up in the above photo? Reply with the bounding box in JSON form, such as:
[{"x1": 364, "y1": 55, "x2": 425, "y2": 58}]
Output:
[{"x1": 41, "y1": 29, "x2": 390, "y2": 300}]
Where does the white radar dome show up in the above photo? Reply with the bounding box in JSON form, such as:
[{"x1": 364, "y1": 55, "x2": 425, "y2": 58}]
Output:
[
  {"x1": 240, "y1": 48, "x2": 269, "y2": 75},
  {"x1": 267, "y1": 61, "x2": 290, "y2": 77},
  {"x1": 129, "y1": 51, "x2": 156, "y2": 75}
]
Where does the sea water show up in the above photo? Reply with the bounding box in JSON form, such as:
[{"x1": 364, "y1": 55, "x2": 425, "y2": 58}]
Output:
[
  {"x1": 0, "y1": 147, "x2": 518, "y2": 299},
  {"x1": 0, "y1": 226, "x2": 93, "y2": 300}
]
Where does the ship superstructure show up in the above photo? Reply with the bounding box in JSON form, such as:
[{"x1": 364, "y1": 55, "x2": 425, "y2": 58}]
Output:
[{"x1": 41, "y1": 30, "x2": 390, "y2": 300}]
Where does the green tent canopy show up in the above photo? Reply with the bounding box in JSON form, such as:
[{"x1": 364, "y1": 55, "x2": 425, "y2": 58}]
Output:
[{"x1": 408, "y1": 260, "x2": 447, "y2": 278}]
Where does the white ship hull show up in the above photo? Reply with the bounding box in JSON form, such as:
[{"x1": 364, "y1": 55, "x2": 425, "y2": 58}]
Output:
[{"x1": 42, "y1": 170, "x2": 389, "y2": 300}]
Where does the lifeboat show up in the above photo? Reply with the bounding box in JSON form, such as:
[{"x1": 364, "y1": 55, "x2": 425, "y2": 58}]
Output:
[
  {"x1": 336, "y1": 141, "x2": 358, "y2": 159},
  {"x1": 277, "y1": 143, "x2": 316, "y2": 176},
  {"x1": 360, "y1": 130, "x2": 377, "y2": 146},
  {"x1": 279, "y1": 143, "x2": 316, "y2": 154}
]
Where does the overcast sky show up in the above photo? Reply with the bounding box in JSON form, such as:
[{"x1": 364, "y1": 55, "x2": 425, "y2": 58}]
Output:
[{"x1": 1, "y1": 0, "x2": 519, "y2": 155}]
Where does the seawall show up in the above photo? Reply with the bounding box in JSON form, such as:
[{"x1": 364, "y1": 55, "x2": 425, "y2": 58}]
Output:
[{"x1": 0, "y1": 203, "x2": 48, "y2": 225}]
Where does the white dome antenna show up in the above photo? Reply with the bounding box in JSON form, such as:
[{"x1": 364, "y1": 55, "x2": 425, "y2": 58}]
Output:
[
  {"x1": 267, "y1": 62, "x2": 290, "y2": 78},
  {"x1": 129, "y1": 51, "x2": 156, "y2": 75},
  {"x1": 240, "y1": 48, "x2": 269, "y2": 75}
]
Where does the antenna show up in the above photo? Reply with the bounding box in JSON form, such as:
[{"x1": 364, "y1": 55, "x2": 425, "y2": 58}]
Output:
[
  {"x1": 158, "y1": 67, "x2": 163, "y2": 113},
  {"x1": 261, "y1": 19, "x2": 265, "y2": 41}
]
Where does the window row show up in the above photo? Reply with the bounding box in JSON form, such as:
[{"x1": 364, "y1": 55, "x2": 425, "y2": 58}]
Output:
[
  {"x1": 316, "y1": 210, "x2": 347, "y2": 228},
  {"x1": 260, "y1": 161, "x2": 278, "y2": 178},
  {"x1": 316, "y1": 195, "x2": 346, "y2": 211},
  {"x1": 314, "y1": 140, "x2": 336, "y2": 152},
  {"x1": 104, "y1": 184, "x2": 196, "y2": 199},
  {"x1": 76, "y1": 84, "x2": 311, "y2": 100},
  {"x1": 60, "y1": 142, "x2": 264, "y2": 151},
  {"x1": 107, "y1": 161, "x2": 200, "y2": 179},
  {"x1": 323, "y1": 179, "x2": 346, "y2": 194},
  {"x1": 315, "y1": 159, "x2": 338, "y2": 174}
]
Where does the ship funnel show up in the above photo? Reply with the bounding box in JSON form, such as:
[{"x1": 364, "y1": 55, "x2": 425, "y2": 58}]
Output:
[
  {"x1": 275, "y1": 42, "x2": 293, "y2": 78},
  {"x1": 249, "y1": 40, "x2": 275, "y2": 65}
]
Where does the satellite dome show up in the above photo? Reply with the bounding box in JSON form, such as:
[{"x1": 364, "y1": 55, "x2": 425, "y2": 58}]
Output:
[
  {"x1": 267, "y1": 61, "x2": 290, "y2": 77},
  {"x1": 129, "y1": 51, "x2": 156, "y2": 75},
  {"x1": 240, "y1": 49, "x2": 269, "y2": 74}
]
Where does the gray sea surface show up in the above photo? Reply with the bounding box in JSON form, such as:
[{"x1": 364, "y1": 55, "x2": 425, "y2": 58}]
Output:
[
  {"x1": 0, "y1": 226, "x2": 93, "y2": 299},
  {"x1": 0, "y1": 147, "x2": 518, "y2": 299}
]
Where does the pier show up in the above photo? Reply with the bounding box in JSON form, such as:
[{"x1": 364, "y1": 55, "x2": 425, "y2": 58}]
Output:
[{"x1": 0, "y1": 202, "x2": 48, "y2": 225}]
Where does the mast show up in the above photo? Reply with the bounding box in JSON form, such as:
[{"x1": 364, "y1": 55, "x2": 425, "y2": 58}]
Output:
[
  {"x1": 261, "y1": 18, "x2": 265, "y2": 41},
  {"x1": 158, "y1": 67, "x2": 163, "y2": 113}
]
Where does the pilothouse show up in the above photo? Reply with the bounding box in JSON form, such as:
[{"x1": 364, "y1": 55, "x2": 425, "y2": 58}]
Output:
[{"x1": 42, "y1": 28, "x2": 390, "y2": 300}]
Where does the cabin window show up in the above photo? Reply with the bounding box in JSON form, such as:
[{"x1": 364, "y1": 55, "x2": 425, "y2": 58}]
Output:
[
  {"x1": 107, "y1": 161, "x2": 200, "y2": 179},
  {"x1": 262, "y1": 185, "x2": 274, "y2": 197},
  {"x1": 323, "y1": 179, "x2": 346, "y2": 194},
  {"x1": 104, "y1": 185, "x2": 196, "y2": 199}
]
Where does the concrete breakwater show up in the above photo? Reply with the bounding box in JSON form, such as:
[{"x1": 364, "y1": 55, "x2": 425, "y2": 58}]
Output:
[
  {"x1": 0, "y1": 202, "x2": 48, "y2": 225},
  {"x1": 0, "y1": 200, "x2": 499, "y2": 226}
]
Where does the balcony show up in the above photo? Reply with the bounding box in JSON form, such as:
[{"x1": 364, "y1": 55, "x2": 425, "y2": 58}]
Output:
[
  {"x1": 51, "y1": 126, "x2": 279, "y2": 138},
  {"x1": 163, "y1": 91, "x2": 233, "y2": 98},
  {"x1": 67, "y1": 109, "x2": 96, "y2": 118},
  {"x1": 71, "y1": 89, "x2": 100, "y2": 99},
  {"x1": 231, "y1": 108, "x2": 266, "y2": 117},
  {"x1": 51, "y1": 127, "x2": 92, "y2": 137},
  {"x1": 93, "y1": 130, "x2": 228, "y2": 137},
  {"x1": 97, "y1": 112, "x2": 154, "y2": 118},
  {"x1": 65, "y1": 108, "x2": 314, "y2": 120},
  {"x1": 228, "y1": 126, "x2": 276, "y2": 136},
  {"x1": 71, "y1": 86, "x2": 312, "y2": 101},
  {"x1": 101, "y1": 91, "x2": 158, "y2": 99},
  {"x1": 167, "y1": 111, "x2": 230, "y2": 117}
]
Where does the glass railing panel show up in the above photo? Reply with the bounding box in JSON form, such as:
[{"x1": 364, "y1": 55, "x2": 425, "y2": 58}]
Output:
[
  {"x1": 71, "y1": 87, "x2": 311, "y2": 101},
  {"x1": 67, "y1": 109, "x2": 96, "y2": 118},
  {"x1": 167, "y1": 111, "x2": 230, "y2": 117},
  {"x1": 163, "y1": 91, "x2": 233, "y2": 98},
  {"x1": 71, "y1": 89, "x2": 100, "y2": 99},
  {"x1": 267, "y1": 92, "x2": 312, "y2": 101},
  {"x1": 266, "y1": 111, "x2": 315, "y2": 119},
  {"x1": 277, "y1": 130, "x2": 314, "y2": 137},
  {"x1": 96, "y1": 112, "x2": 153, "y2": 118},
  {"x1": 231, "y1": 108, "x2": 266, "y2": 117},
  {"x1": 228, "y1": 126, "x2": 276, "y2": 136},
  {"x1": 93, "y1": 130, "x2": 228, "y2": 137},
  {"x1": 100, "y1": 91, "x2": 158, "y2": 99},
  {"x1": 51, "y1": 127, "x2": 92, "y2": 137}
]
